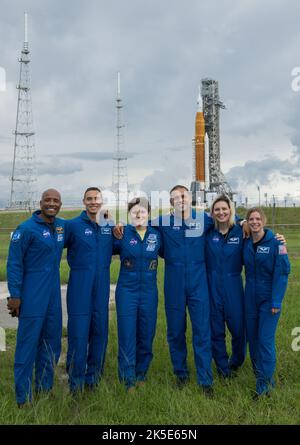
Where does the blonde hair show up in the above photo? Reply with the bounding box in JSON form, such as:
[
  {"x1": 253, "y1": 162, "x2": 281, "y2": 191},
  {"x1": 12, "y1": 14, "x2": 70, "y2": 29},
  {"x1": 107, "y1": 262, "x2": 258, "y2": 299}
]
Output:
[{"x1": 211, "y1": 194, "x2": 235, "y2": 230}]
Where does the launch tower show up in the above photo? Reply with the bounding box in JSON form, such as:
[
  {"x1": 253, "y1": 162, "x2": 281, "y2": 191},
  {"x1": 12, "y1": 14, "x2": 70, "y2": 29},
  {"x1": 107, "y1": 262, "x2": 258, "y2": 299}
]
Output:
[
  {"x1": 8, "y1": 12, "x2": 37, "y2": 211},
  {"x1": 191, "y1": 78, "x2": 232, "y2": 204},
  {"x1": 112, "y1": 72, "x2": 128, "y2": 221},
  {"x1": 202, "y1": 78, "x2": 232, "y2": 197}
]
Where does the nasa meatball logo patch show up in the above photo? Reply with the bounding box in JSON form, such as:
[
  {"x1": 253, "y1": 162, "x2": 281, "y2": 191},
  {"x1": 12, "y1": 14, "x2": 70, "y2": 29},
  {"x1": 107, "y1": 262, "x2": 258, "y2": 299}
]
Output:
[
  {"x1": 130, "y1": 238, "x2": 138, "y2": 246},
  {"x1": 85, "y1": 228, "x2": 93, "y2": 236},
  {"x1": 43, "y1": 230, "x2": 51, "y2": 238},
  {"x1": 257, "y1": 246, "x2": 270, "y2": 254}
]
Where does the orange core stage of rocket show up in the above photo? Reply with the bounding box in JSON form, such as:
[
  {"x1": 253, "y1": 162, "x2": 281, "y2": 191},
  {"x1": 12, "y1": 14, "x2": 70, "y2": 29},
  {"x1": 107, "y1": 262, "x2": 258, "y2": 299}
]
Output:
[{"x1": 195, "y1": 98, "x2": 206, "y2": 184}]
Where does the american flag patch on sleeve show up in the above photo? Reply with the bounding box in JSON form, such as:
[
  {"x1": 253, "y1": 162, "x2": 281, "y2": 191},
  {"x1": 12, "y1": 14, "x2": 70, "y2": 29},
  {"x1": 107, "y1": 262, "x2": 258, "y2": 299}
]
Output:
[{"x1": 278, "y1": 244, "x2": 288, "y2": 255}]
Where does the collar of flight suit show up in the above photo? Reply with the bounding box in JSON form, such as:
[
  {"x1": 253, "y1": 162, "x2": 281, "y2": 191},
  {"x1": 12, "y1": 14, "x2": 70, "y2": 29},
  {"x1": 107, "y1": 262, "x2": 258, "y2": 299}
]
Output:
[
  {"x1": 250, "y1": 228, "x2": 274, "y2": 250},
  {"x1": 212, "y1": 222, "x2": 241, "y2": 239},
  {"x1": 80, "y1": 210, "x2": 97, "y2": 225},
  {"x1": 32, "y1": 210, "x2": 58, "y2": 226},
  {"x1": 80, "y1": 210, "x2": 115, "y2": 231},
  {"x1": 171, "y1": 207, "x2": 204, "y2": 228},
  {"x1": 127, "y1": 223, "x2": 150, "y2": 236}
]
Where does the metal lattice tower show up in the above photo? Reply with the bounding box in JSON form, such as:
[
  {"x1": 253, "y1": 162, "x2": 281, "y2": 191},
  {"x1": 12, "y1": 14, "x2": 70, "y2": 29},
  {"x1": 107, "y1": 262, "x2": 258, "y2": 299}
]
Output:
[
  {"x1": 8, "y1": 12, "x2": 37, "y2": 211},
  {"x1": 201, "y1": 78, "x2": 232, "y2": 197},
  {"x1": 112, "y1": 72, "x2": 128, "y2": 219}
]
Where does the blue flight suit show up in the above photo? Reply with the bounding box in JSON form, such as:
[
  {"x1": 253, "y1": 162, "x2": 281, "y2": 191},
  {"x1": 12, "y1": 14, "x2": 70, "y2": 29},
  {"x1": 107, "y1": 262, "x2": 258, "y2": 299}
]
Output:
[
  {"x1": 205, "y1": 224, "x2": 246, "y2": 377},
  {"x1": 114, "y1": 225, "x2": 162, "y2": 389},
  {"x1": 243, "y1": 229, "x2": 290, "y2": 395},
  {"x1": 7, "y1": 210, "x2": 65, "y2": 404},
  {"x1": 151, "y1": 210, "x2": 213, "y2": 387},
  {"x1": 64, "y1": 211, "x2": 114, "y2": 392}
]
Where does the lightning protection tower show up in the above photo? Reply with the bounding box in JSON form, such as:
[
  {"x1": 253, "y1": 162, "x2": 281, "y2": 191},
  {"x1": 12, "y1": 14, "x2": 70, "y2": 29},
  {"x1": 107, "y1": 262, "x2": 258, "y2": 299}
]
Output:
[
  {"x1": 201, "y1": 78, "x2": 232, "y2": 197},
  {"x1": 112, "y1": 72, "x2": 128, "y2": 221},
  {"x1": 8, "y1": 12, "x2": 37, "y2": 211}
]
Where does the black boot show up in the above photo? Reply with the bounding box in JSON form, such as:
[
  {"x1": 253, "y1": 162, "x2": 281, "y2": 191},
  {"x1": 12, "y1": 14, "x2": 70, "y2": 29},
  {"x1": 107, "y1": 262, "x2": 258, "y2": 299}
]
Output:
[
  {"x1": 201, "y1": 385, "x2": 214, "y2": 399},
  {"x1": 176, "y1": 376, "x2": 189, "y2": 390}
]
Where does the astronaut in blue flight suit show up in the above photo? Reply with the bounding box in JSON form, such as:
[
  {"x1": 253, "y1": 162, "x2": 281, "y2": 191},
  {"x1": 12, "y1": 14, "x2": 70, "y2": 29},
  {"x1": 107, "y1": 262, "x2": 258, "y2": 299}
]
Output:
[
  {"x1": 114, "y1": 197, "x2": 162, "y2": 391},
  {"x1": 113, "y1": 186, "x2": 247, "y2": 397},
  {"x1": 7, "y1": 189, "x2": 64, "y2": 407},
  {"x1": 205, "y1": 195, "x2": 246, "y2": 378},
  {"x1": 243, "y1": 207, "x2": 290, "y2": 399},
  {"x1": 151, "y1": 185, "x2": 215, "y2": 397},
  {"x1": 64, "y1": 187, "x2": 115, "y2": 393}
]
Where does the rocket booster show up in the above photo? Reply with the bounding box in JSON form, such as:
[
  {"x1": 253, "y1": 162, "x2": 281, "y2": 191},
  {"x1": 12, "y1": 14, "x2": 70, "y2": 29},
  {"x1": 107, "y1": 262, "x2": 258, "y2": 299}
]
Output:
[{"x1": 195, "y1": 89, "x2": 205, "y2": 188}]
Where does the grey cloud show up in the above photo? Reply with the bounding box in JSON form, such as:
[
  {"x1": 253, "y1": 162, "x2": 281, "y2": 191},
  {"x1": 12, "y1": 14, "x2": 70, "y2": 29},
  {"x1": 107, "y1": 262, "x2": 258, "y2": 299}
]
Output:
[
  {"x1": 37, "y1": 160, "x2": 83, "y2": 176},
  {"x1": 288, "y1": 97, "x2": 300, "y2": 156},
  {"x1": 0, "y1": 163, "x2": 12, "y2": 176},
  {"x1": 226, "y1": 156, "x2": 300, "y2": 190},
  {"x1": 0, "y1": 160, "x2": 83, "y2": 177},
  {"x1": 141, "y1": 161, "x2": 191, "y2": 194},
  {"x1": 52, "y1": 151, "x2": 138, "y2": 161},
  {"x1": 141, "y1": 169, "x2": 176, "y2": 194},
  {"x1": 0, "y1": 134, "x2": 12, "y2": 143},
  {"x1": 165, "y1": 145, "x2": 190, "y2": 153},
  {"x1": 1, "y1": 0, "x2": 300, "y2": 201}
]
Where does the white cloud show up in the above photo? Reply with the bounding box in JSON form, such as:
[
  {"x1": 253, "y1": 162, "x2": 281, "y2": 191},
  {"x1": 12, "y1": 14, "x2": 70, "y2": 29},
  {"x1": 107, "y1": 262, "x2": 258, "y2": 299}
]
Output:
[{"x1": 0, "y1": 0, "x2": 300, "y2": 205}]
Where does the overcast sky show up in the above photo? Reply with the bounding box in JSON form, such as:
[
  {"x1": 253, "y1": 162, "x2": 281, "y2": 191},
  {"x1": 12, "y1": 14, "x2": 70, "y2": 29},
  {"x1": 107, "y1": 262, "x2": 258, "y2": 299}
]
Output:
[{"x1": 0, "y1": 0, "x2": 300, "y2": 206}]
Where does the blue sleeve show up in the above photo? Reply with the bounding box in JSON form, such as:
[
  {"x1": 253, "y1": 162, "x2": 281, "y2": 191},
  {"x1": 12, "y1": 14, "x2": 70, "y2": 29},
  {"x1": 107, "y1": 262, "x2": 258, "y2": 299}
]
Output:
[
  {"x1": 63, "y1": 220, "x2": 72, "y2": 247},
  {"x1": 271, "y1": 244, "x2": 290, "y2": 309},
  {"x1": 204, "y1": 212, "x2": 214, "y2": 233},
  {"x1": 6, "y1": 227, "x2": 32, "y2": 298},
  {"x1": 158, "y1": 232, "x2": 164, "y2": 258},
  {"x1": 150, "y1": 216, "x2": 162, "y2": 233},
  {"x1": 235, "y1": 214, "x2": 243, "y2": 223},
  {"x1": 112, "y1": 236, "x2": 121, "y2": 255},
  {"x1": 64, "y1": 220, "x2": 77, "y2": 248}
]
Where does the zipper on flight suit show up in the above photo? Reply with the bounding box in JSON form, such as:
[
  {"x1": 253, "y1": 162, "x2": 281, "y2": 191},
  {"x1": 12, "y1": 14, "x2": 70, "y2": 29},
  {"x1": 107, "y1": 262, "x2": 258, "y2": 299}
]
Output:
[{"x1": 135, "y1": 227, "x2": 148, "y2": 302}]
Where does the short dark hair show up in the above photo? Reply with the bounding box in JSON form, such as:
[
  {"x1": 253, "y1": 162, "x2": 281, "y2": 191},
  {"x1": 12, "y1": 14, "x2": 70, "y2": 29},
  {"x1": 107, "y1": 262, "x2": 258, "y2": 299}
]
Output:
[
  {"x1": 169, "y1": 184, "x2": 189, "y2": 195},
  {"x1": 84, "y1": 187, "x2": 101, "y2": 198},
  {"x1": 128, "y1": 197, "x2": 151, "y2": 213}
]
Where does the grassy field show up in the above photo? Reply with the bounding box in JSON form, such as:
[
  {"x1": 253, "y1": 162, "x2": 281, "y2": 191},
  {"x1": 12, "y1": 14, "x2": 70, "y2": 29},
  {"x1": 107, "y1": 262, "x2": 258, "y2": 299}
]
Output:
[
  {"x1": 0, "y1": 206, "x2": 299, "y2": 282},
  {"x1": 0, "y1": 208, "x2": 299, "y2": 425}
]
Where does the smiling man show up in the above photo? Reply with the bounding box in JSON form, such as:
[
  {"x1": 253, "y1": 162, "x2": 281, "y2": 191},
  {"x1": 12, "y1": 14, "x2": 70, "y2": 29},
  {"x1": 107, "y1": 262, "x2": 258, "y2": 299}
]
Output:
[
  {"x1": 154, "y1": 185, "x2": 215, "y2": 397},
  {"x1": 6, "y1": 189, "x2": 65, "y2": 407},
  {"x1": 64, "y1": 187, "x2": 115, "y2": 394}
]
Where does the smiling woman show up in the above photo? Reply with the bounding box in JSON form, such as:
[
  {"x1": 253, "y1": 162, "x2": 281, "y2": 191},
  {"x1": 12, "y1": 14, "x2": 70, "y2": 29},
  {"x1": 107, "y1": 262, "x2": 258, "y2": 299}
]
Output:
[
  {"x1": 113, "y1": 197, "x2": 162, "y2": 392},
  {"x1": 243, "y1": 207, "x2": 290, "y2": 399},
  {"x1": 205, "y1": 194, "x2": 246, "y2": 379}
]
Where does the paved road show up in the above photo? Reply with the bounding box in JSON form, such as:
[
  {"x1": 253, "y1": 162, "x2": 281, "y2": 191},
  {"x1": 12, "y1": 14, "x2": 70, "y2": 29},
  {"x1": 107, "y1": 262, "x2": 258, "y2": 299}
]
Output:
[{"x1": 0, "y1": 282, "x2": 116, "y2": 329}]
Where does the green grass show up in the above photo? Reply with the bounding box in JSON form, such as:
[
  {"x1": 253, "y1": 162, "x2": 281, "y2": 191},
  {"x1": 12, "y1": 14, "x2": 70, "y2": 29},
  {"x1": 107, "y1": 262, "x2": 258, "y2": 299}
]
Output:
[
  {"x1": 0, "y1": 207, "x2": 299, "y2": 282},
  {"x1": 0, "y1": 209, "x2": 299, "y2": 424},
  {"x1": 0, "y1": 258, "x2": 299, "y2": 424}
]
